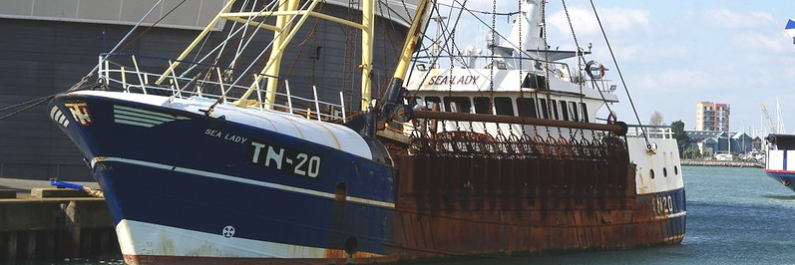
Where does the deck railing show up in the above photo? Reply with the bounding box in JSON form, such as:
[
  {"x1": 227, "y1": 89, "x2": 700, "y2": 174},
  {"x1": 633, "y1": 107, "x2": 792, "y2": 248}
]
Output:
[
  {"x1": 626, "y1": 125, "x2": 675, "y2": 139},
  {"x1": 96, "y1": 54, "x2": 349, "y2": 122}
]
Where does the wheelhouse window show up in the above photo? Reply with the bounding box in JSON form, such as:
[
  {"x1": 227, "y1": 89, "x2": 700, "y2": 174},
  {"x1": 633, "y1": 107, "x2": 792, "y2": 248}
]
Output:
[
  {"x1": 559, "y1": 101, "x2": 569, "y2": 121},
  {"x1": 539, "y1": 98, "x2": 549, "y2": 119},
  {"x1": 550, "y1": 100, "x2": 559, "y2": 120},
  {"x1": 516, "y1": 98, "x2": 537, "y2": 118},
  {"x1": 425, "y1": 96, "x2": 442, "y2": 111},
  {"x1": 407, "y1": 97, "x2": 424, "y2": 110},
  {"x1": 444, "y1": 97, "x2": 472, "y2": 113},
  {"x1": 579, "y1": 102, "x2": 589, "y2": 122},
  {"x1": 494, "y1": 97, "x2": 514, "y2": 116},
  {"x1": 569, "y1": 102, "x2": 579, "y2": 121},
  {"x1": 474, "y1": 97, "x2": 490, "y2": 114}
]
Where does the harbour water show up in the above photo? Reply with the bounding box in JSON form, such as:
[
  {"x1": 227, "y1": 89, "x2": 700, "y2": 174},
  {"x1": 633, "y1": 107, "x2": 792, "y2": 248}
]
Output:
[{"x1": 32, "y1": 166, "x2": 795, "y2": 265}]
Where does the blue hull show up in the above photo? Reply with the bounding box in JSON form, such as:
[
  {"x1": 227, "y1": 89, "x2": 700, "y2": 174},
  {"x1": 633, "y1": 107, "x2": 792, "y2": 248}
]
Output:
[
  {"x1": 764, "y1": 171, "x2": 795, "y2": 192},
  {"x1": 50, "y1": 93, "x2": 397, "y2": 258}
]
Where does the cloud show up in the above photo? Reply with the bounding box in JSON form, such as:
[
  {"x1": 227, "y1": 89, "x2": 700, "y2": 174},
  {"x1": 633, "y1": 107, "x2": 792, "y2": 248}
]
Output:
[
  {"x1": 634, "y1": 69, "x2": 714, "y2": 92},
  {"x1": 604, "y1": 44, "x2": 692, "y2": 64},
  {"x1": 731, "y1": 31, "x2": 790, "y2": 53},
  {"x1": 702, "y1": 9, "x2": 777, "y2": 29},
  {"x1": 547, "y1": 7, "x2": 651, "y2": 37}
]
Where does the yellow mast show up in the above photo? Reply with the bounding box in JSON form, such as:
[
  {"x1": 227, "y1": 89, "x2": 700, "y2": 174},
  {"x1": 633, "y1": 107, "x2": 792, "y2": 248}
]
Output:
[
  {"x1": 360, "y1": 0, "x2": 375, "y2": 111},
  {"x1": 154, "y1": 0, "x2": 433, "y2": 113},
  {"x1": 379, "y1": 0, "x2": 434, "y2": 119},
  {"x1": 393, "y1": 0, "x2": 433, "y2": 81},
  {"x1": 262, "y1": 0, "x2": 300, "y2": 109},
  {"x1": 234, "y1": 0, "x2": 321, "y2": 107},
  {"x1": 154, "y1": 0, "x2": 238, "y2": 85}
]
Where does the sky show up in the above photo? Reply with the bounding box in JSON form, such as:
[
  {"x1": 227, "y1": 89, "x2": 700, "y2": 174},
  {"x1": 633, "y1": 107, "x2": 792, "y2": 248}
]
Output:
[{"x1": 431, "y1": 0, "x2": 795, "y2": 136}]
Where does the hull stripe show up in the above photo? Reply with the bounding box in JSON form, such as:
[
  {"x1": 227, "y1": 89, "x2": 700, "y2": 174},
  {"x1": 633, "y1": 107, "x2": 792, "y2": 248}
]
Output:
[
  {"x1": 652, "y1": 210, "x2": 687, "y2": 221},
  {"x1": 764, "y1": 169, "x2": 795, "y2": 174},
  {"x1": 115, "y1": 108, "x2": 176, "y2": 122},
  {"x1": 112, "y1": 105, "x2": 190, "y2": 128},
  {"x1": 92, "y1": 156, "x2": 396, "y2": 208},
  {"x1": 114, "y1": 105, "x2": 181, "y2": 120}
]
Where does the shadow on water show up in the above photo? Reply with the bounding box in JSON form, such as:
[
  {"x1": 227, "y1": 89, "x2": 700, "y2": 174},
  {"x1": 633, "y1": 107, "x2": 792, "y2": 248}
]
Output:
[{"x1": 762, "y1": 194, "x2": 795, "y2": 200}]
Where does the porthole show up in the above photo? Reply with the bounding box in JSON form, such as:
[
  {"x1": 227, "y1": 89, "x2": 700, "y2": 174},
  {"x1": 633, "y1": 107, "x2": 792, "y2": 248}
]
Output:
[
  {"x1": 663, "y1": 168, "x2": 668, "y2": 177},
  {"x1": 674, "y1": 166, "x2": 679, "y2": 175},
  {"x1": 650, "y1": 169, "x2": 655, "y2": 179}
]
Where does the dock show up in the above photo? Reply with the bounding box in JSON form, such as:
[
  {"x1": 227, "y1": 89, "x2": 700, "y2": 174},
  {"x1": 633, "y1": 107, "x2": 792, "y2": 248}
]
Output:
[
  {"x1": 681, "y1": 159, "x2": 764, "y2": 168},
  {"x1": 0, "y1": 178, "x2": 118, "y2": 263}
]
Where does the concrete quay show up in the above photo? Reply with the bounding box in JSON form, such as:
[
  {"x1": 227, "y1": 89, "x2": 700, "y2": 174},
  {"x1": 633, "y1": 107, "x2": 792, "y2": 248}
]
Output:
[
  {"x1": 681, "y1": 159, "x2": 764, "y2": 168},
  {"x1": 0, "y1": 178, "x2": 118, "y2": 263}
]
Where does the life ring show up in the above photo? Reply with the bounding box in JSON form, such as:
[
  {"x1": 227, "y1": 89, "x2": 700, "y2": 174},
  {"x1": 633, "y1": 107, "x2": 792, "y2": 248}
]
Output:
[
  {"x1": 586, "y1": 60, "x2": 605, "y2": 80},
  {"x1": 607, "y1": 112, "x2": 617, "y2": 124}
]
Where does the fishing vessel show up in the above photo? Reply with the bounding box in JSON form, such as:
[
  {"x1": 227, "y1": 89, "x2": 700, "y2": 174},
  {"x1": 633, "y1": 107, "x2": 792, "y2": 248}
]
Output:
[
  {"x1": 48, "y1": 0, "x2": 685, "y2": 264},
  {"x1": 763, "y1": 134, "x2": 795, "y2": 191}
]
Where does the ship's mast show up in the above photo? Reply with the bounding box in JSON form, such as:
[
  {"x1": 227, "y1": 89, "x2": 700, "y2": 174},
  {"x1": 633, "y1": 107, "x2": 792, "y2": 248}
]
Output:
[
  {"x1": 152, "y1": 0, "x2": 238, "y2": 85},
  {"x1": 379, "y1": 0, "x2": 434, "y2": 121},
  {"x1": 360, "y1": 0, "x2": 376, "y2": 111},
  {"x1": 264, "y1": 0, "x2": 301, "y2": 110},
  {"x1": 221, "y1": 0, "x2": 380, "y2": 109}
]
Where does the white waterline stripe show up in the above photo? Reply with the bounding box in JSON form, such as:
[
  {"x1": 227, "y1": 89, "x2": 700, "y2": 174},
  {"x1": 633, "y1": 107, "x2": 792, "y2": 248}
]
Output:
[
  {"x1": 652, "y1": 211, "x2": 687, "y2": 221},
  {"x1": 92, "y1": 157, "x2": 396, "y2": 208}
]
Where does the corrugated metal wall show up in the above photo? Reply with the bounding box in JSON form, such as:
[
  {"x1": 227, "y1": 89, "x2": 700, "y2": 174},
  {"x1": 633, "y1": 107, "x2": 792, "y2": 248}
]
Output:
[{"x1": 0, "y1": 3, "x2": 408, "y2": 180}]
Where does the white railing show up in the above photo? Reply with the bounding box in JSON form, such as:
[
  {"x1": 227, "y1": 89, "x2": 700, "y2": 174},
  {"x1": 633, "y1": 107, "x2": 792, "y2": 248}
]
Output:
[
  {"x1": 97, "y1": 54, "x2": 349, "y2": 122},
  {"x1": 626, "y1": 125, "x2": 675, "y2": 139}
]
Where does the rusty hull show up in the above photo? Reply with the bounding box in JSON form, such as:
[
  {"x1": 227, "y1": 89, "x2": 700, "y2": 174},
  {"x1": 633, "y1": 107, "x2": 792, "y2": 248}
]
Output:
[{"x1": 384, "y1": 125, "x2": 685, "y2": 260}]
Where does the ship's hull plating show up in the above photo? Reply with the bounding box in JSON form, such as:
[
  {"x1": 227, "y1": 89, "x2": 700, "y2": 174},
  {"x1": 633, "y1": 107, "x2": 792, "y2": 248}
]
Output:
[
  {"x1": 764, "y1": 170, "x2": 795, "y2": 192},
  {"x1": 764, "y1": 146, "x2": 795, "y2": 192},
  {"x1": 49, "y1": 93, "x2": 685, "y2": 264}
]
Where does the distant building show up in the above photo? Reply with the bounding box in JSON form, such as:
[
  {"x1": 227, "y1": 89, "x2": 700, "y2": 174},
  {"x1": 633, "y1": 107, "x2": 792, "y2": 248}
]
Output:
[
  {"x1": 685, "y1": 130, "x2": 753, "y2": 156},
  {"x1": 695, "y1": 101, "x2": 730, "y2": 131}
]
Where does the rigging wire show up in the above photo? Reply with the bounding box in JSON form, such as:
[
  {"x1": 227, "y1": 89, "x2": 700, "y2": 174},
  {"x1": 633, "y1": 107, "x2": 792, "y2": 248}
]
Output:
[
  {"x1": 0, "y1": 95, "x2": 56, "y2": 121},
  {"x1": 489, "y1": 0, "x2": 496, "y2": 100},
  {"x1": 518, "y1": 0, "x2": 523, "y2": 100},
  {"x1": 436, "y1": 2, "x2": 519, "y2": 16},
  {"x1": 4, "y1": 0, "x2": 184, "y2": 120},
  {"x1": 540, "y1": 1, "x2": 552, "y2": 136},
  {"x1": 388, "y1": 0, "x2": 443, "y2": 104},
  {"x1": 71, "y1": 0, "x2": 166, "y2": 89},
  {"x1": 588, "y1": 0, "x2": 650, "y2": 143},
  {"x1": 558, "y1": 0, "x2": 585, "y2": 102},
  {"x1": 407, "y1": 0, "x2": 513, "y2": 105},
  {"x1": 226, "y1": 0, "x2": 311, "y2": 92}
]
